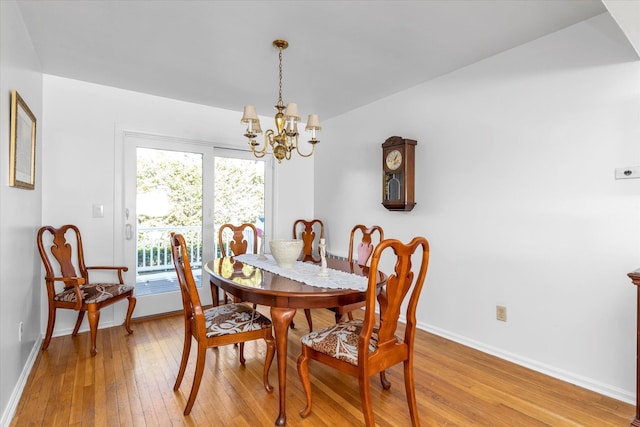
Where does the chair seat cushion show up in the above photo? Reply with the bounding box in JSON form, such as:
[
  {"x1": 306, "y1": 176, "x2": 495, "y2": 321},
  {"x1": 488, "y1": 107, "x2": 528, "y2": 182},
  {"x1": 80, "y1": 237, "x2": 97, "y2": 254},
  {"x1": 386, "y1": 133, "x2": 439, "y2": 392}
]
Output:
[
  {"x1": 204, "y1": 303, "x2": 272, "y2": 338},
  {"x1": 54, "y1": 283, "x2": 134, "y2": 305},
  {"x1": 301, "y1": 319, "x2": 387, "y2": 366}
]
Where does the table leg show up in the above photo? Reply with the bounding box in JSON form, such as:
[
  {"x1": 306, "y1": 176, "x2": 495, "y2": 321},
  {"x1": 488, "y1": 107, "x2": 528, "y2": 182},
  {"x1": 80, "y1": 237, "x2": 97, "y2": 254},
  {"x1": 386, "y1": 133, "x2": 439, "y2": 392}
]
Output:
[
  {"x1": 209, "y1": 279, "x2": 219, "y2": 306},
  {"x1": 271, "y1": 307, "x2": 297, "y2": 426}
]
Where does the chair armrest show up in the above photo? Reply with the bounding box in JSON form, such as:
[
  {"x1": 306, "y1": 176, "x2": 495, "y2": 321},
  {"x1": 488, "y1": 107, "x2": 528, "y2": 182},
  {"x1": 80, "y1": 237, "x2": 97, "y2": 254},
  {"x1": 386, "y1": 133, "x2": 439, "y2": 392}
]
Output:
[
  {"x1": 86, "y1": 265, "x2": 129, "y2": 284},
  {"x1": 45, "y1": 276, "x2": 85, "y2": 309}
]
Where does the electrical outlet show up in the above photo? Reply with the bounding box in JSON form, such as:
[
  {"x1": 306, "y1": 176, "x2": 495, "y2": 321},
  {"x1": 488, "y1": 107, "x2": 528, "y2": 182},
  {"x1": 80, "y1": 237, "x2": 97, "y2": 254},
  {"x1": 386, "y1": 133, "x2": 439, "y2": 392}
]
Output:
[
  {"x1": 496, "y1": 305, "x2": 507, "y2": 322},
  {"x1": 18, "y1": 321, "x2": 23, "y2": 342}
]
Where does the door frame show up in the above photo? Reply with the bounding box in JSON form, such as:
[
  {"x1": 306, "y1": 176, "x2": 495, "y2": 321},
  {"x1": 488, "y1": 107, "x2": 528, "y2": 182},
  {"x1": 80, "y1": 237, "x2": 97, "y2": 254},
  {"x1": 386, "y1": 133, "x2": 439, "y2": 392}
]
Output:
[{"x1": 114, "y1": 129, "x2": 274, "y2": 319}]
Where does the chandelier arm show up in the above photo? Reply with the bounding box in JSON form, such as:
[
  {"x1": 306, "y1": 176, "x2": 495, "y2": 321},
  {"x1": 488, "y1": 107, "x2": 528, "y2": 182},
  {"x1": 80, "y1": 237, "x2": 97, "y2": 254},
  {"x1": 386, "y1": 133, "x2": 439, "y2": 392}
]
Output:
[
  {"x1": 266, "y1": 130, "x2": 277, "y2": 152},
  {"x1": 249, "y1": 146, "x2": 268, "y2": 159},
  {"x1": 249, "y1": 130, "x2": 277, "y2": 158},
  {"x1": 295, "y1": 137, "x2": 316, "y2": 158}
]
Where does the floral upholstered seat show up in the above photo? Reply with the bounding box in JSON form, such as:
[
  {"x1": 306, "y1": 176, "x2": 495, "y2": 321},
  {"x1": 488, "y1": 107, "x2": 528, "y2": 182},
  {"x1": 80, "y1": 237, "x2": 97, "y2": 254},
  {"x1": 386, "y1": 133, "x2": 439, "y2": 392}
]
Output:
[
  {"x1": 204, "y1": 303, "x2": 272, "y2": 337},
  {"x1": 54, "y1": 283, "x2": 135, "y2": 305},
  {"x1": 300, "y1": 320, "x2": 387, "y2": 365}
]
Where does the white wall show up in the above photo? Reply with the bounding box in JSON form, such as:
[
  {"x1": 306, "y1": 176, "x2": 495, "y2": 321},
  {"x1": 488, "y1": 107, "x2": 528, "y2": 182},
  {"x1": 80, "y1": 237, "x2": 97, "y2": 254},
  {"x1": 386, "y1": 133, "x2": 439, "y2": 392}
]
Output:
[
  {"x1": 0, "y1": 1, "x2": 43, "y2": 424},
  {"x1": 41, "y1": 75, "x2": 314, "y2": 333},
  {"x1": 315, "y1": 12, "x2": 640, "y2": 402}
]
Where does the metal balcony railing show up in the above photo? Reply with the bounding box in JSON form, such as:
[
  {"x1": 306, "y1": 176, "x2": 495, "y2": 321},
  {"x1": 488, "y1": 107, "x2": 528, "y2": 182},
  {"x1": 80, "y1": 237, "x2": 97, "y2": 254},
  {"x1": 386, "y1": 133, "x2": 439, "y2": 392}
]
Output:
[
  {"x1": 137, "y1": 226, "x2": 202, "y2": 272},
  {"x1": 137, "y1": 225, "x2": 260, "y2": 273}
]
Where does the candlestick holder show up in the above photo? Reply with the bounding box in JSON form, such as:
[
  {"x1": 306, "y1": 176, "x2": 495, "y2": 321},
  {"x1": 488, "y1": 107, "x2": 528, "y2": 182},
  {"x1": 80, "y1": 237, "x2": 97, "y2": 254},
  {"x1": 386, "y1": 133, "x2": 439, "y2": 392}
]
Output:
[
  {"x1": 318, "y1": 238, "x2": 329, "y2": 277},
  {"x1": 257, "y1": 233, "x2": 267, "y2": 260}
]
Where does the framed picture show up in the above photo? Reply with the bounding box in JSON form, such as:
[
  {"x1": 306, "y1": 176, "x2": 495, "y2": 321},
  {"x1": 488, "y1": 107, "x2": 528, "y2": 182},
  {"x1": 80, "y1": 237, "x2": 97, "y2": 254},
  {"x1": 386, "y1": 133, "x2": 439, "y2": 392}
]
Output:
[{"x1": 10, "y1": 90, "x2": 37, "y2": 189}]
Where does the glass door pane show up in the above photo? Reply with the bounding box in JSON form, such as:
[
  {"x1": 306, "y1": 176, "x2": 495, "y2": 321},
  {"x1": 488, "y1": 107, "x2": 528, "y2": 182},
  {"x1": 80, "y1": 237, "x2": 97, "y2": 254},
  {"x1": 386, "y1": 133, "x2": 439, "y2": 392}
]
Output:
[
  {"x1": 214, "y1": 154, "x2": 266, "y2": 257},
  {"x1": 136, "y1": 147, "x2": 203, "y2": 296}
]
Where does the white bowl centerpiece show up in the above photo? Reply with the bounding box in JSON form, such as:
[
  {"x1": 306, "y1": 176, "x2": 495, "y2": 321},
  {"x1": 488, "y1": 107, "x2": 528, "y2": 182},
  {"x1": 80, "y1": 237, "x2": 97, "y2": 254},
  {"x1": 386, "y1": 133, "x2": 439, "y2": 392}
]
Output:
[{"x1": 269, "y1": 239, "x2": 303, "y2": 269}]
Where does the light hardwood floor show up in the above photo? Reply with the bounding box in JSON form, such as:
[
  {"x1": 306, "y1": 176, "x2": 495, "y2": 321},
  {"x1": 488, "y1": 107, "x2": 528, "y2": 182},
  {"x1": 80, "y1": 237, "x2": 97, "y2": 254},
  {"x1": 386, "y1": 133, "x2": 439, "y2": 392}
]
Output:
[{"x1": 11, "y1": 307, "x2": 635, "y2": 426}]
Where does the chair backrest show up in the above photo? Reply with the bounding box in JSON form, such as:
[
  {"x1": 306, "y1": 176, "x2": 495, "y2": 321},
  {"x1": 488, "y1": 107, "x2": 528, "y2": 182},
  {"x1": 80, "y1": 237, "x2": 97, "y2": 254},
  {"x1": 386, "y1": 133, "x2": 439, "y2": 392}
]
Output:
[
  {"x1": 37, "y1": 224, "x2": 88, "y2": 287},
  {"x1": 218, "y1": 223, "x2": 258, "y2": 256},
  {"x1": 293, "y1": 219, "x2": 324, "y2": 262},
  {"x1": 171, "y1": 233, "x2": 204, "y2": 326},
  {"x1": 361, "y1": 237, "x2": 430, "y2": 361},
  {"x1": 348, "y1": 224, "x2": 384, "y2": 266}
]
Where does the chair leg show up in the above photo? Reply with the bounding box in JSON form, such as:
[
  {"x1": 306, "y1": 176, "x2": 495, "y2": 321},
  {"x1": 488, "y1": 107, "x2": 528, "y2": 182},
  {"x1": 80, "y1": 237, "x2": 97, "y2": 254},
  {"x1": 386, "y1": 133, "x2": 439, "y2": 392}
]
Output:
[
  {"x1": 72, "y1": 311, "x2": 85, "y2": 336},
  {"x1": 184, "y1": 342, "x2": 207, "y2": 415},
  {"x1": 403, "y1": 359, "x2": 420, "y2": 426},
  {"x1": 239, "y1": 342, "x2": 246, "y2": 365},
  {"x1": 42, "y1": 305, "x2": 57, "y2": 351},
  {"x1": 297, "y1": 348, "x2": 312, "y2": 418},
  {"x1": 124, "y1": 295, "x2": 136, "y2": 334},
  {"x1": 174, "y1": 321, "x2": 192, "y2": 391},
  {"x1": 358, "y1": 372, "x2": 375, "y2": 426},
  {"x1": 347, "y1": 311, "x2": 354, "y2": 321},
  {"x1": 304, "y1": 309, "x2": 313, "y2": 332},
  {"x1": 380, "y1": 370, "x2": 391, "y2": 390},
  {"x1": 87, "y1": 306, "x2": 100, "y2": 357},
  {"x1": 263, "y1": 335, "x2": 275, "y2": 392}
]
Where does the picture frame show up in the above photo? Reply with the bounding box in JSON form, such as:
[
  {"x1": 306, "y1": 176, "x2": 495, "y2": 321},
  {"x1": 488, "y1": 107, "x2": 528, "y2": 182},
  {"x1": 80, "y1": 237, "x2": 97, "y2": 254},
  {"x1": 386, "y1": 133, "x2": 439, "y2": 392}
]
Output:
[{"x1": 9, "y1": 90, "x2": 37, "y2": 189}]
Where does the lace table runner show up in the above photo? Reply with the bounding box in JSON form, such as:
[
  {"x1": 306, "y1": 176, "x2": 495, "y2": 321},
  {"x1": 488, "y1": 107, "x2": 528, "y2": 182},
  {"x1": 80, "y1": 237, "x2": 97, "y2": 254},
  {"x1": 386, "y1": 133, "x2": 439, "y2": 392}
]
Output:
[{"x1": 234, "y1": 254, "x2": 368, "y2": 291}]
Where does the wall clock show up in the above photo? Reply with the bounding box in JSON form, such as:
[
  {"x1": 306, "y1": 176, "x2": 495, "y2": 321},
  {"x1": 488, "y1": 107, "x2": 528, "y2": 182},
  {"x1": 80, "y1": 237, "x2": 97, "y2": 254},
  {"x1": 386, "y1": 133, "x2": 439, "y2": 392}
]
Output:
[{"x1": 382, "y1": 136, "x2": 417, "y2": 211}]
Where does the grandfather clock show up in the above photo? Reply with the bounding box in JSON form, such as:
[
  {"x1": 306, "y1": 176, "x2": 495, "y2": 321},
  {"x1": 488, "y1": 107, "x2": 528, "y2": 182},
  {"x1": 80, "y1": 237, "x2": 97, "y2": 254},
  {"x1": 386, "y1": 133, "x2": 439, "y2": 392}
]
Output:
[{"x1": 382, "y1": 136, "x2": 416, "y2": 211}]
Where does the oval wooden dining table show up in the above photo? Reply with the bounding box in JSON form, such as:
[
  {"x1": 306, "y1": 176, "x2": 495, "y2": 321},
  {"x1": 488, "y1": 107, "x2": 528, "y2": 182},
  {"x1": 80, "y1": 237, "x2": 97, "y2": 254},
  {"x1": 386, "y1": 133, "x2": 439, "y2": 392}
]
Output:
[{"x1": 204, "y1": 257, "x2": 386, "y2": 426}]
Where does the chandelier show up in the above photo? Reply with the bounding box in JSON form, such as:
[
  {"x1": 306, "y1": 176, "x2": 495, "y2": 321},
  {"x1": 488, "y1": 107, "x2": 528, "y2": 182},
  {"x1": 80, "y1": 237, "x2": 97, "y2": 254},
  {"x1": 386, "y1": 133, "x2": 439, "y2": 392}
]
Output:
[{"x1": 241, "y1": 39, "x2": 321, "y2": 163}]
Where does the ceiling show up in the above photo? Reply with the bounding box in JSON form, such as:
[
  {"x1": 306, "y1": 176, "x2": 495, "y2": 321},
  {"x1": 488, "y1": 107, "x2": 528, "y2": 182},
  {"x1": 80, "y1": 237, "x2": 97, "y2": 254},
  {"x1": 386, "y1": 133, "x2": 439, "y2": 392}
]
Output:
[{"x1": 16, "y1": 0, "x2": 609, "y2": 121}]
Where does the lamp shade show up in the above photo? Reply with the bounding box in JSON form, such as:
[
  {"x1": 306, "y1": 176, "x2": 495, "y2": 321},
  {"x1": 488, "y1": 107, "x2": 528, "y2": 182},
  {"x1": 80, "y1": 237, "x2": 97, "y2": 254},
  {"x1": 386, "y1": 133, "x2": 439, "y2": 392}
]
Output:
[
  {"x1": 284, "y1": 103, "x2": 300, "y2": 120},
  {"x1": 241, "y1": 105, "x2": 258, "y2": 123},
  {"x1": 305, "y1": 114, "x2": 321, "y2": 131}
]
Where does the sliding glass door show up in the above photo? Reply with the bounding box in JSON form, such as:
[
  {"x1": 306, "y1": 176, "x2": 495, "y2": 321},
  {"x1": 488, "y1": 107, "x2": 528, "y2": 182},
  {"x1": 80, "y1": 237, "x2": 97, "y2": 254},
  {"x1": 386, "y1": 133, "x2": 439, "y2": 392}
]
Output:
[{"x1": 120, "y1": 133, "x2": 272, "y2": 318}]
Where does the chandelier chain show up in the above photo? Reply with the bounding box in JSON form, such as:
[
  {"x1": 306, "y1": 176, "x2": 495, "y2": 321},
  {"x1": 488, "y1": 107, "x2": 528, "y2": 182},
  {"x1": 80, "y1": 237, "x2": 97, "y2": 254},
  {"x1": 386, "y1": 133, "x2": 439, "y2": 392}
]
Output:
[{"x1": 277, "y1": 48, "x2": 284, "y2": 107}]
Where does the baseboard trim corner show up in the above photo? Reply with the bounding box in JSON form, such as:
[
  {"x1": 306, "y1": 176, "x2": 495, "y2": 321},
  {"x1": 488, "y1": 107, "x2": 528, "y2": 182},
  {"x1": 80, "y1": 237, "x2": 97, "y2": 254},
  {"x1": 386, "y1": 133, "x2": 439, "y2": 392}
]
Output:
[{"x1": 0, "y1": 337, "x2": 42, "y2": 427}]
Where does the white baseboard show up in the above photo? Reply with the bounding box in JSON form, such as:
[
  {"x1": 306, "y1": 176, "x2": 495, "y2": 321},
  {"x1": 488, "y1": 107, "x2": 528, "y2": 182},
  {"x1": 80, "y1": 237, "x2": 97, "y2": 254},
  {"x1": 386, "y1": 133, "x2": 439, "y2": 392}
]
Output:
[
  {"x1": 0, "y1": 337, "x2": 42, "y2": 427},
  {"x1": 418, "y1": 320, "x2": 635, "y2": 405}
]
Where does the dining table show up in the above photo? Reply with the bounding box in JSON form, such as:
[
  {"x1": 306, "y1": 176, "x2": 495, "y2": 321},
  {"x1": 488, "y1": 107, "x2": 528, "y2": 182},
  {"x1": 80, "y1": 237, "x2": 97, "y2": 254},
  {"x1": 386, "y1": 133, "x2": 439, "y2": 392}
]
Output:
[{"x1": 204, "y1": 255, "x2": 386, "y2": 426}]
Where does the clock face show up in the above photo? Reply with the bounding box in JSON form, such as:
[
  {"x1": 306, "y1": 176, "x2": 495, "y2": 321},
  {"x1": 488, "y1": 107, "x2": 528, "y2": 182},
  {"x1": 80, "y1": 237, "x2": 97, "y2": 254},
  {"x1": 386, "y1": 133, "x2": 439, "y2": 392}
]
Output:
[{"x1": 385, "y1": 149, "x2": 403, "y2": 171}]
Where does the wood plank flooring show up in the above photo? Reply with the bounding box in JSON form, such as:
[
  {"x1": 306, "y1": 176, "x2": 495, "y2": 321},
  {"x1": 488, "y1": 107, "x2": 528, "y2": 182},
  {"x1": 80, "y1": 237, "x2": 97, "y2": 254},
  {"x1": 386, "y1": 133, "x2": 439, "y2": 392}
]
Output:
[{"x1": 10, "y1": 307, "x2": 635, "y2": 426}]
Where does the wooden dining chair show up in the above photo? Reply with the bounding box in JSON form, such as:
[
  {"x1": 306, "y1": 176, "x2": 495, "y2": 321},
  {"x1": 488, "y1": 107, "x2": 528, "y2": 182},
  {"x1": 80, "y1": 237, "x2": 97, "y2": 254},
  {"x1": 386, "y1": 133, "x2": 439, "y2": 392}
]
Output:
[
  {"x1": 213, "y1": 223, "x2": 258, "y2": 305},
  {"x1": 297, "y1": 236, "x2": 430, "y2": 427},
  {"x1": 37, "y1": 224, "x2": 136, "y2": 356},
  {"x1": 332, "y1": 224, "x2": 384, "y2": 322},
  {"x1": 171, "y1": 233, "x2": 275, "y2": 415},
  {"x1": 293, "y1": 219, "x2": 324, "y2": 331},
  {"x1": 293, "y1": 219, "x2": 324, "y2": 262}
]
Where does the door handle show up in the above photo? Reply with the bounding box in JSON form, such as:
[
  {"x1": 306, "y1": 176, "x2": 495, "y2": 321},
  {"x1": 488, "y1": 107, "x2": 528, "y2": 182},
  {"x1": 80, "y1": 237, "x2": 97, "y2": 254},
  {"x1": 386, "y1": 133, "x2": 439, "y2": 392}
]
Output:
[{"x1": 125, "y1": 224, "x2": 133, "y2": 240}]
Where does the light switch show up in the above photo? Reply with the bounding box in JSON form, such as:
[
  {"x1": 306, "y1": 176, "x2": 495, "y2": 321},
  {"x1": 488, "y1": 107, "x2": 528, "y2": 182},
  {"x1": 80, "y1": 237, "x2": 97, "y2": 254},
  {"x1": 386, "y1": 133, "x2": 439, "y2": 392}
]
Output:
[
  {"x1": 92, "y1": 204, "x2": 104, "y2": 218},
  {"x1": 615, "y1": 167, "x2": 640, "y2": 180}
]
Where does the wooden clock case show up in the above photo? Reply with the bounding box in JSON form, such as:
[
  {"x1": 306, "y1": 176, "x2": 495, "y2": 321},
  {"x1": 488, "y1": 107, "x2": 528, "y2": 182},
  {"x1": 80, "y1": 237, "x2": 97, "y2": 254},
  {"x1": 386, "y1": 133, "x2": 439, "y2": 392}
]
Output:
[{"x1": 382, "y1": 136, "x2": 416, "y2": 212}]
